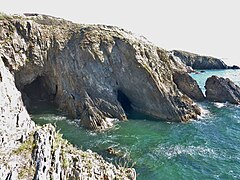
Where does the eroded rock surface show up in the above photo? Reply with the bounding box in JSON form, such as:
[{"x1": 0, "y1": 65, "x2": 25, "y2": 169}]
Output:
[
  {"x1": 0, "y1": 14, "x2": 201, "y2": 130},
  {"x1": 173, "y1": 71, "x2": 205, "y2": 101},
  {"x1": 205, "y1": 76, "x2": 240, "y2": 104},
  {"x1": 0, "y1": 49, "x2": 135, "y2": 179},
  {"x1": 1, "y1": 124, "x2": 136, "y2": 180},
  {"x1": 33, "y1": 124, "x2": 135, "y2": 180}
]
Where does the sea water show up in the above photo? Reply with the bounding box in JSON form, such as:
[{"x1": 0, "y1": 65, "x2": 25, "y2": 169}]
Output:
[{"x1": 31, "y1": 69, "x2": 240, "y2": 179}]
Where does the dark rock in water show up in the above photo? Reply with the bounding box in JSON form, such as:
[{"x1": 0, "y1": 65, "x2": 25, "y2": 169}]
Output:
[
  {"x1": 0, "y1": 14, "x2": 201, "y2": 130},
  {"x1": 170, "y1": 50, "x2": 228, "y2": 69},
  {"x1": 173, "y1": 71, "x2": 205, "y2": 102},
  {"x1": 228, "y1": 65, "x2": 240, "y2": 69},
  {"x1": 205, "y1": 76, "x2": 240, "y2": 104},
  {"x1": 200, "y1": 70, "x2": 205, "y2": 73}
]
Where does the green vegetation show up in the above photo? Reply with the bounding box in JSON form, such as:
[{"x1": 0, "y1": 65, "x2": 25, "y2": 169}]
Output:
[
  {"x1": 18, "y1": 165, "x2": 35, "y2": 179},
  {"x1": 11, "y1": 132, "x2": 36, "y2": 179},
  {"x1": 13, "y1": 133, "x2": 35, "y2": 156}
]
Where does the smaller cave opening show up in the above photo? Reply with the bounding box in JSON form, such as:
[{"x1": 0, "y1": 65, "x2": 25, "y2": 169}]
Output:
[
  {"x1": 117, "y1": 90, "x2": 133, "y2": 113},
  {"x1": 22, "y1": 76, "x2": 55, "y2": 108}
]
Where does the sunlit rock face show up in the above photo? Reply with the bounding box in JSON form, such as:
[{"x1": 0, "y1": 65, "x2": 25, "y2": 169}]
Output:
[{"x1": 1, "y1": 14, "x2": 200, "y2": 131}]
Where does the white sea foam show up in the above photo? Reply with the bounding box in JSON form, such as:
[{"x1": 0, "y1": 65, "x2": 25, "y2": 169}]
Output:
[
  {"x1": 39, "y1": 115, "x2": 67, "y2": 121},
  {"x1": 214, "y1": 102, "x2": 226, "y2": 108},
  {"x1": 197, "y1": 105, "x2": 211, "y2": 120},
  {"x1": 153, "y1": 145, "x2": 217, "y2": 159},
  {"x1": 66, "y1": 119, "x2": 79, "y2": 126}
]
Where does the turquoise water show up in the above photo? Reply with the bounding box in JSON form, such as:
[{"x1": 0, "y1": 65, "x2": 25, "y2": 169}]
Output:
[{"x1": 31, "y1": 69, "x2": 240, "y2": 179}]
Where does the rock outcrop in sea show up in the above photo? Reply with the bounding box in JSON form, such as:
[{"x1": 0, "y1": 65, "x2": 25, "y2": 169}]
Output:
[
  {"x1": 170, "y1": 50, "x2": 228, "y2": 69},
  {"x1": 0, "y1": 14, "x2": 200, "y2": 131},
  {"x1": 173, "y1": 71, "x2": 205, "y2": 102},
  {"x1": 205, "y1": 76, "x2": 240, "y2": 104}
]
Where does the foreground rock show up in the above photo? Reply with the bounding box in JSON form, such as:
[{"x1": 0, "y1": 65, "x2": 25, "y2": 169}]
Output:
[
  {"x1": 0, "y1": 124, "x2": 136, "y2": 180},
  {"x1": 173, "y1": 71, "x2": 205, "y2": 101},
  {"x1": 0, "y1": 14, "x2": 201, "y2": 130},
  {"x1": 170, "y1": 50, "x2": 228, "y2": 69},
  {"x1": 0, "y1": 56, "x2": 35, "y2": 154},
  {"x1": 205, "y1": 76, "x2": 240, "y2": 104}
]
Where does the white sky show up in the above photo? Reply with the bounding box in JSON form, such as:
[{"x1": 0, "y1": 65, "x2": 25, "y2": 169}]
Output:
[{"x1": 1, "y1": 0, "x2": 239, "y2": 66}]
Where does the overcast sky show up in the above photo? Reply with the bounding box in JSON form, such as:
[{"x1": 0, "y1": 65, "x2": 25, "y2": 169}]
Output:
[{"x1": 1, "y1": 0, "x2": 239, "y2": 66}]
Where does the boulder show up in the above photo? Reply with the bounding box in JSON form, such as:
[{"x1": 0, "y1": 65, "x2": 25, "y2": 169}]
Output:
[
  {"x1": 173, "y1": 71, "x2": 205, "y2": 101},
  {"x1": 205, "y1": 76, "x2": 240, "y2": 104}
]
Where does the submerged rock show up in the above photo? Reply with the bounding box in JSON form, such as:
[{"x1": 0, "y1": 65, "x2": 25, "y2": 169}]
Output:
[
  {"x1": 173, "y1": 71, "x2": 205, "y2": 101},
  {"x1": 171, "y1": 50, "x2": 228, "y2": 69},
  {"x1": 205, "y1": 76, "x2": 240, "y2": 104},
  {"x1": 0, "y1": 14, "x2": 201, "y2": 130}
]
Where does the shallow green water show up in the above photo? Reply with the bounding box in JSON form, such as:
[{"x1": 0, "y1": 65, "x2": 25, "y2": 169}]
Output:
[{"x1": 31, "y1": 69, "x2": 240, "y2": 179}]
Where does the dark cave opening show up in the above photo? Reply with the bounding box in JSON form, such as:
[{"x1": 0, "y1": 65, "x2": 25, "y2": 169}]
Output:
[
  {"x1": 117, "y1": 90, "x2": 133, "y2": 113},
  {"x1": 22, "y1": 76, "x2": 55, "y2": 108}
]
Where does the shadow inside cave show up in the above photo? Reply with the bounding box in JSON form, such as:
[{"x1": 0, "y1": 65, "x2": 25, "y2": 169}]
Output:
[{"x1": 21, "y1": 76, "x2": 57, "y2": 111}]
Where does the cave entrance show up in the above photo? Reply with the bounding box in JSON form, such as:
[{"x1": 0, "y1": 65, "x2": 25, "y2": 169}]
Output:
[
  {"x1": 22, "y1": 76, "x2": 55, "y2": 107},
  {"x1": 117, "y1": 90, "x2": 133, "y2": 113}
]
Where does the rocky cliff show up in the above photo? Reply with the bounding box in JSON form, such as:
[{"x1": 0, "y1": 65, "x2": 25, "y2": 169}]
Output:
[
  {"x1": 0, "y1": 40, "x2": 135, "y2": 179},
  {"x1": 0, "y1": 14, "x2": 201, "y2": 131},
  {"x1": 170, "y1": 50, "x2": 228, "y2": 69}
]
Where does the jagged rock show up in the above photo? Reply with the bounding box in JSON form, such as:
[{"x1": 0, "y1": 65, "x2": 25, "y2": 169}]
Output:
[
  {"x1": 205, "y1": 76, "x2": 240, "y2": 104},
  {"x1": 0, "y1": 56, "x2": 35, "y2": 153},
  {"x1": 173, "y1": 71, "x2": 205, "y2": 101},
  {"x1": 33, "y1": 124, "x2": 136, "y2": 180},
  {"x1": 0, "y1": 14, "x2": 201, "y2": 130},
  {"x1": 171, "y1": 50, "x2": 228, "y2": 69},
  {"x1": 1, "y1": 124, "x2": 136, "y2": 179}
]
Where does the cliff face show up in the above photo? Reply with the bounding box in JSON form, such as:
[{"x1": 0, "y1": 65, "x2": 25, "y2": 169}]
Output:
[
  {"x1": 171, "y1": 50, "x2": 228, "y2": 69},
  {"x1": 0, "y1": 42, "x2": 135, "y2": 179},
  {"x1": 0, "y1": 14, "x2": 200, "y2": 130}
]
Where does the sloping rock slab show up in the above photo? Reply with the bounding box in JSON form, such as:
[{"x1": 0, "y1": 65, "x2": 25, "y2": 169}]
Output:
[{"x1": 173, "y1": 71, "x2": 205, "y2": 101}]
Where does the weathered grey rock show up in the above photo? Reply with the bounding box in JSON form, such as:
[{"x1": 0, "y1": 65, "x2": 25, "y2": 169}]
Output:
[
  {"x1": 0, "y1": 55, "x2": 35, "y2": 153},
  {"x1": 173, "y1": 71, "x2": 205, "y2": 101},
  {"x1": 1, "y1": 124, "x2": 136, "y2": 179},
  {"x1": 0, "y1": 14, "x2": 201, "y2": 131},
  {"x1": 171, "y1": 50, "x2": 228, "y2": 69},
  {"x1": 0, "y1": 53, "x2": 35, "y2": 180},
  {"x1": 33, "y1": 124, "x2": 136, "y2": 180},
  {"x1": 0, "y1": 14, "x2": 136, "y2": 180},
  {"x1": 205, "y1": 76, "x2": 240, "y2": 104}
]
